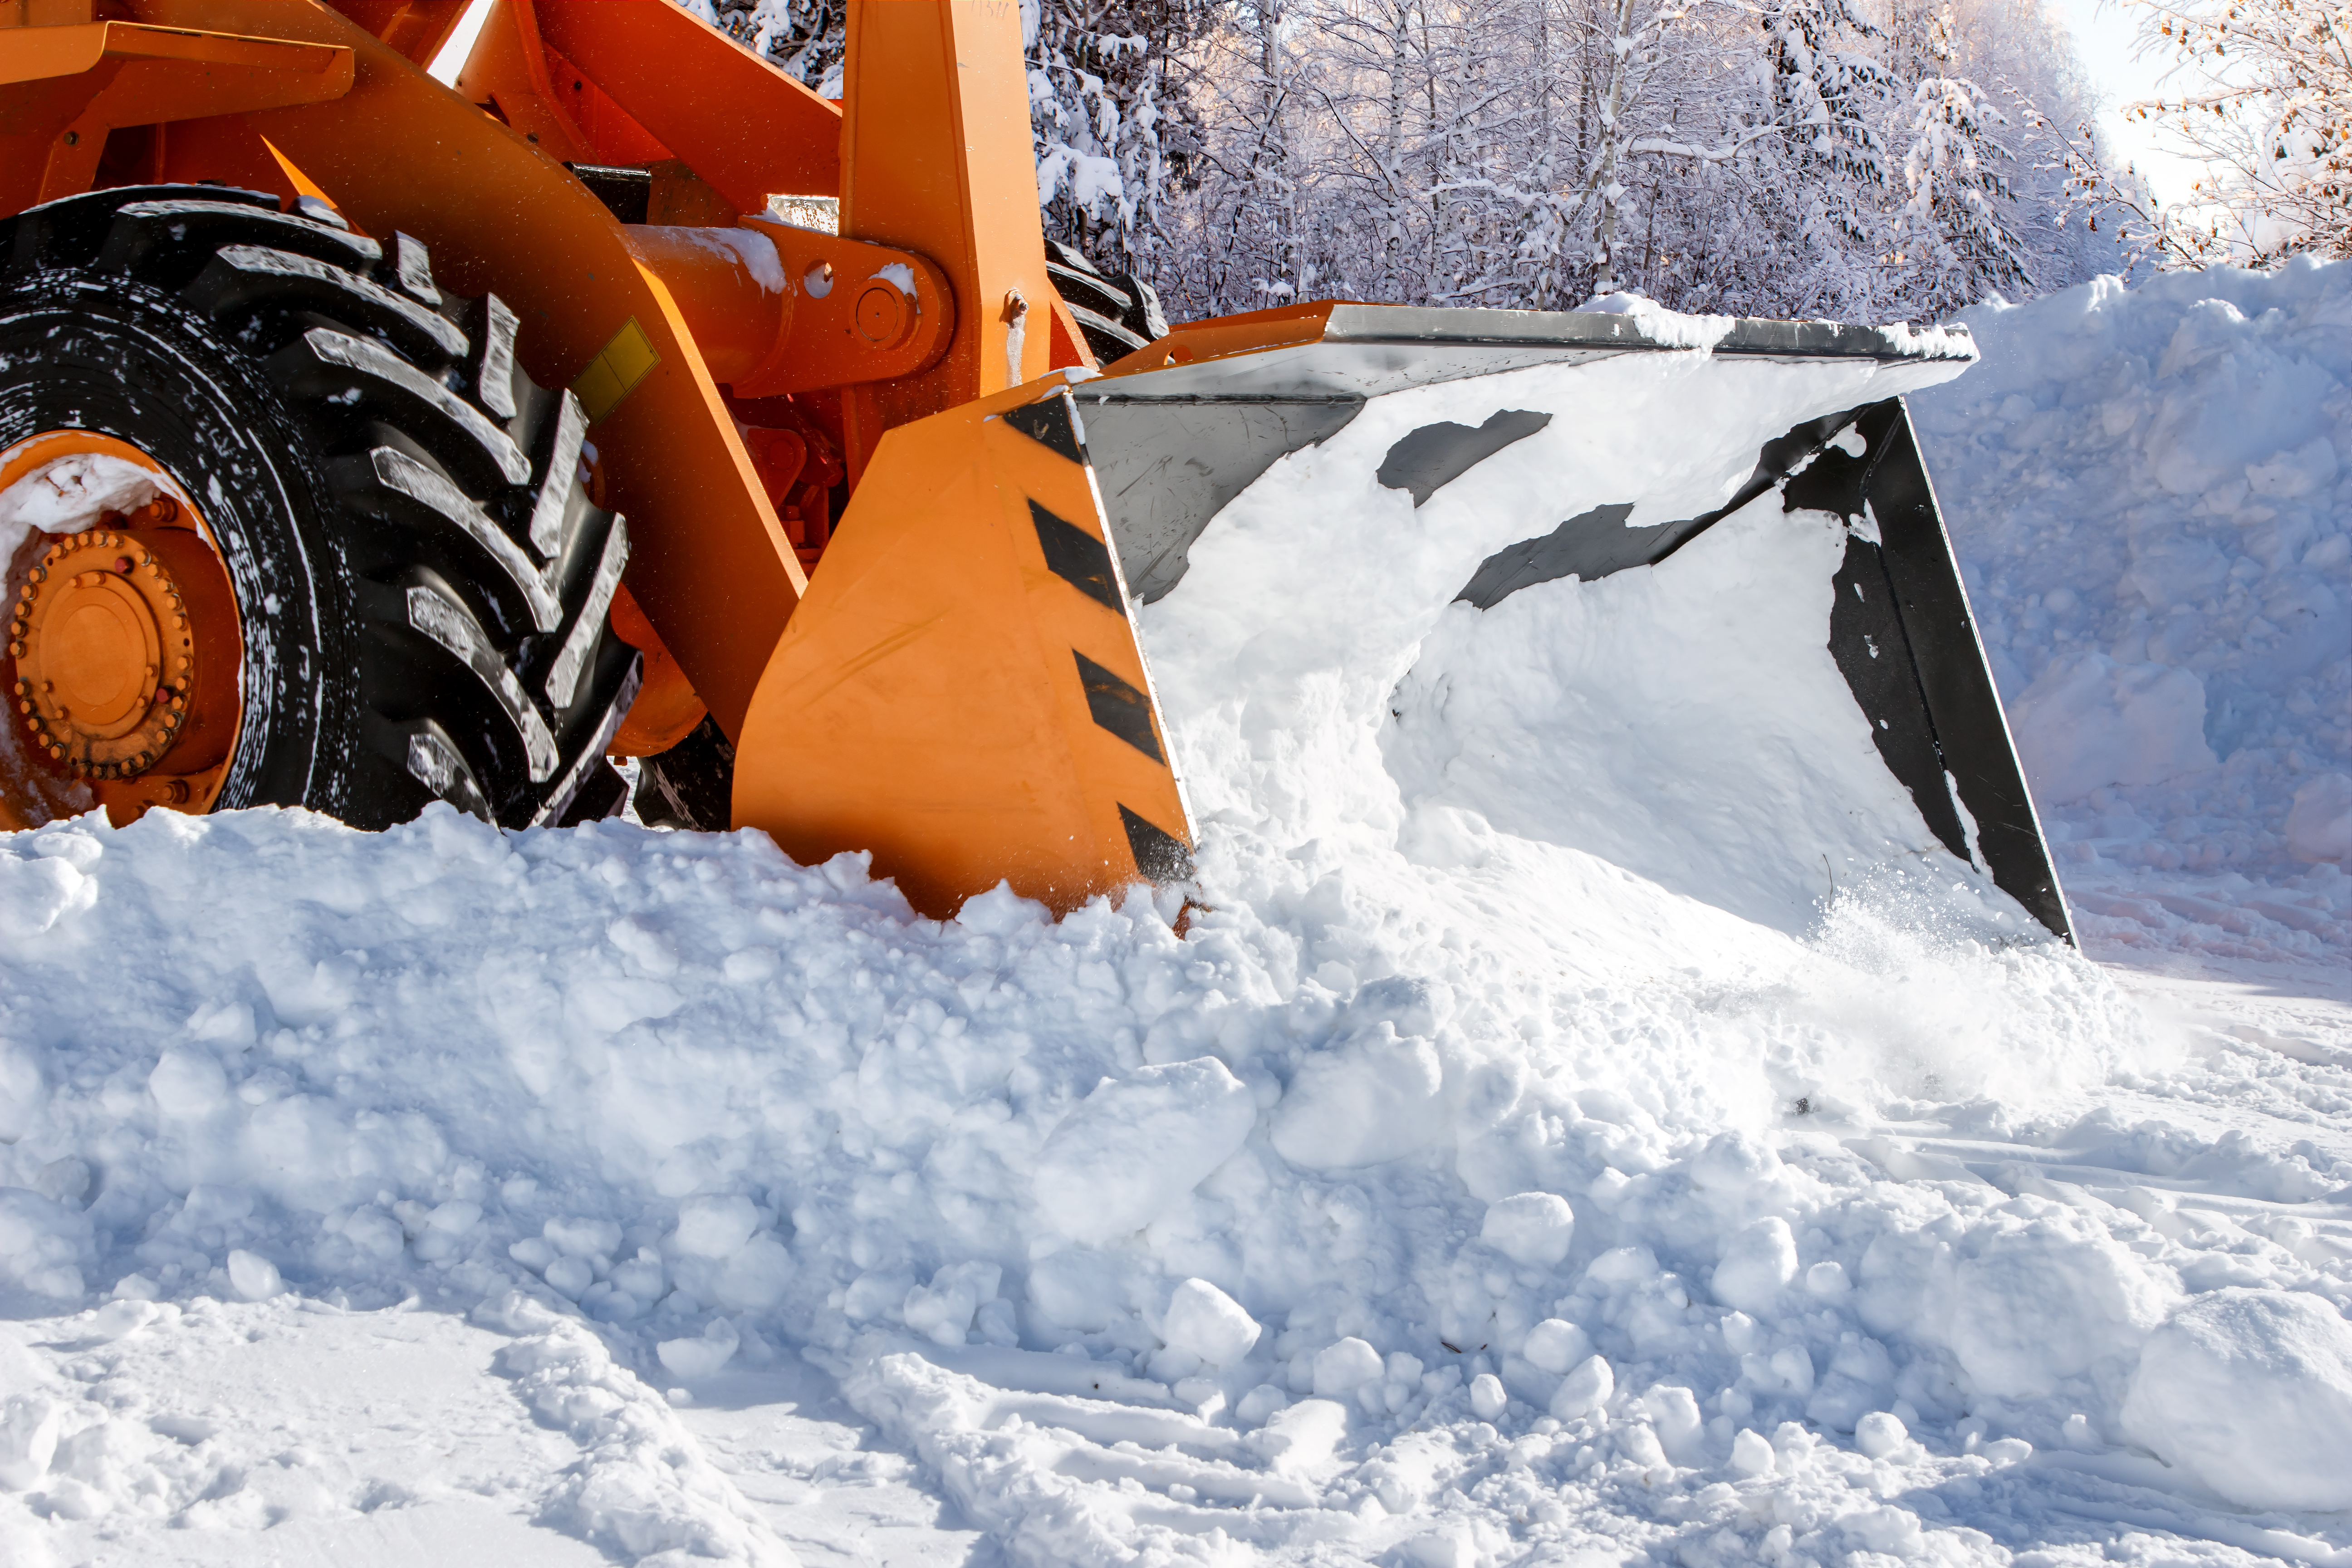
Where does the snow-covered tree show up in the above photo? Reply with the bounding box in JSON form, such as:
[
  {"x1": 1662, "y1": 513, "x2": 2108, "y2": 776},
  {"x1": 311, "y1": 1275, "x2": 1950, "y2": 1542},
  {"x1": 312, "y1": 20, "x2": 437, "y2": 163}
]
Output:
[
  {"x1": 2117, "y1": 0, "x2": 2351, "y2": 263},
  {"x1": 1025, "y1": 0, "x2": 1217, "y2": 277},
  {"x1": 667, "y1": 0, "x2": 2114, "y2": 324},
  {"x1": 1147, "y1": 0, "x2": 2107, "y2": 322},
  {"x1": 1882, "y1": 1, "x2": 2037, "y2": 312}
]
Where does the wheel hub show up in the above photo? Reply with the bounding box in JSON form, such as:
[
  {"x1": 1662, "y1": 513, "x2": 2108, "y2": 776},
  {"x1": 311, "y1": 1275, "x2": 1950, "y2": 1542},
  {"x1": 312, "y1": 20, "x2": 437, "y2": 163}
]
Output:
[
  {"x1": 1, "y1": 430, "x2": 241, "y2": 828},
  {"x1": 10, "y1": 509, "x2": 200, "y2": 780}
]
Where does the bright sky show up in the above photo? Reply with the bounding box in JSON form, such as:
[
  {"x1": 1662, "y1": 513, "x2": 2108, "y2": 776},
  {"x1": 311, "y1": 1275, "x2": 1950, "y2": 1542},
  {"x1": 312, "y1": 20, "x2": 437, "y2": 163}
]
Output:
[
  {"x1": 427, "y1": 0, "x2": 497, "y2": 87},
  {"x1": 2044, "y1": 0, "x2": 2213, "y2": 206}
]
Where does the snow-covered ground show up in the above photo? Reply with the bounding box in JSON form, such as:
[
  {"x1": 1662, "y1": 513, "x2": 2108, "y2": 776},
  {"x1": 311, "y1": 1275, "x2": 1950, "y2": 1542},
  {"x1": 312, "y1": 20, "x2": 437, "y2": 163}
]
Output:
[{"x1": 2, "y1": 264, "x2": 2346, "y2": 1568}]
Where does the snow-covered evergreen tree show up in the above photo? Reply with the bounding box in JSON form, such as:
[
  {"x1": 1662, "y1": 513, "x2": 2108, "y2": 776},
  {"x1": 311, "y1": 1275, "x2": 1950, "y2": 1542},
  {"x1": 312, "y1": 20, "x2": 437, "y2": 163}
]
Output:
[
  {"x1": 1024, "y1": 0, "x2": 1217, "y2": 277},
  {"x1": 1882, "y1": 0, "x2": 2035, "y2": 312}
]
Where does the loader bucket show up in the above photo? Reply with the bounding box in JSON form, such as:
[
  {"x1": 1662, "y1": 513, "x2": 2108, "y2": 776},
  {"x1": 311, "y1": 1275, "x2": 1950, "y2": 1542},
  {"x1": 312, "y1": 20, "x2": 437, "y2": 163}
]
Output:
[
  {"x1": 739, "y1": 300, "x2": 2072, "y2": 941},
  {"x1": 1085, "y1": 303, "x2": 2072, "y2": 941}
]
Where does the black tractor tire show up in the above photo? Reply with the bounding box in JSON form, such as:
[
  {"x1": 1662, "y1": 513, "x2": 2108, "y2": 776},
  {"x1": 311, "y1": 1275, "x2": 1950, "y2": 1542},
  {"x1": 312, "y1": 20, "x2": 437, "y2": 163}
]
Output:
[
  {"x1": 0, "y1": 185, "x2": 639, "y2": 830},
  {"x1": 1044, "y1": 239, "x2": 1166, "y2": 365},
  {"x1": 632, "y1": 714, "x2": 736, "y2": 831}
]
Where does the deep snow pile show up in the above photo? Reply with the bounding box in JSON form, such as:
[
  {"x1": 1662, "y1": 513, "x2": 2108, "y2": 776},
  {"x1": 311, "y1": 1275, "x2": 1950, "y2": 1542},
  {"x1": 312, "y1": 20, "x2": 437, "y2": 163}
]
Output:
[
  {"x1": 2, "y1": 270, "x2": 2350, "y2": 1568},
  {"x1": 1912, "y1": 259, "x2": 2352, "y2": 972},
  {"x1": 17, "y1": 809, "x2": 2352, "y2": 1568}
]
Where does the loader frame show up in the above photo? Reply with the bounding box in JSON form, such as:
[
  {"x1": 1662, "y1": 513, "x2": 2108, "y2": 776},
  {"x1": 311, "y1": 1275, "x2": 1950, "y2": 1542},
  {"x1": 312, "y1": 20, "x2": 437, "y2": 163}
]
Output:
[{"x1": 1, "y1": 0, "x2": 2073, "y2": 940}]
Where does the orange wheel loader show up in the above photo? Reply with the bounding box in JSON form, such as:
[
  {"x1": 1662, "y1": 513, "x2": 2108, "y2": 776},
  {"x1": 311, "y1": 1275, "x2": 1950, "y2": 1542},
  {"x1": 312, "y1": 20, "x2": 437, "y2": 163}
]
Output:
[{"x1": 0, "y1": 0, "x2": 2073, "y2": 939}]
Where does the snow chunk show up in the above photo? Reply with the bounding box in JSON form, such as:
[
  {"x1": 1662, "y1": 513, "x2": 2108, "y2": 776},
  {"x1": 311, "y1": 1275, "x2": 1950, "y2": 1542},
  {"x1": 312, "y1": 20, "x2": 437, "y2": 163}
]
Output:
[
  {"x1": 2285, "y1": 772, "x2": 2351, "y2": 864},
  {"x1": 902, "y1": 1261, "x2": 1000, "y2": 1346},
  {"x1": 0, "y1": 852, "x2": 96, "y2": 941},
  {"x1": 1033, "y1": 1058, "x2": 1255, "y2": 1242},
  {"x1": 657, "y1": 1318, "x2": 741, "y2": 1382},
  {"x1": 148, "y1": 1047, "x2": 229, "y2": 1119},
  {"x1": 676, "y1": 225, "x2": 786, "y2": 294},
  {"x1": 1162, "y1": 1277, "x2": 1260, "y2": 1367},
  {"x1": 1572, "y1": 292, "x2": 1736, "y2": 351},
  {"x1": 1854, "y1": 1410, "x2": 1908, "y2": 1458},
  {"x1": 1480, "y1": 1192, "x2": 1576, "y2": 1268},
  {"x1": 672, "y1": 1195, "x2": 761, "y2": 1260},
  {"x1": 0, "y1": 1187, "x2": 89, "y2": 1300},
  {"x1": 1549, "y1": 1353, "x2": 1614, "y2": 1418},
  {"x1": 1312, "y1": 1336, "x2": 1384, "y2": 1395},
  {"x1": 1522, "y1": 1319, "x2": 1593, "y2": 1374},
  {"x1": 1842, "y1": 1506, "x2": 1926, "y2": 1558},
  {"x1": 1277, "y1": 983, "x2": 1451, "y2": 1171},
  {"x1": 0, "y1": 1395, "x2": 60, "y2": 1491},
  {"x1": 545, "y1": 1215, "x2": 624, "y2": 1259},
  {"x1": 710, "y1": 1236, "x2": 793, "y2": 1313},
  {"x1": 0, "y1": 1044, "x2": 41, "y2": 1144},
  {"x1": 1950, "y1": 1220, "x2": 2169, "y2": 1399},
  {"x1": 1711, "y1": 1217, "x2": 1798, "y2": 1313},
  {"x1": 1270, "y1": 1027, "x2": 1443, "y2": 1170},
  {"x1": 1252, "y1": 1397, "x2": 1349, "y2": 1478},
  {"x1": 0, "y1": 451, "x2": 180, "y2": 565},
  {"x1": 2009, "y1": 652, "x2": 2218, "y2": 804},
  {"x1": 2120, "y1": 1288, "x2": 2352, "y2": 1511},
  {"x1": 1235, "y1": 1384, "x2": 1289, "y2": 1425},
  {"x1": 225, "y1": 1250, "x2": 282, "y2": 1302},
  {"x1": 2246, "y1": 434, "x2": 2338, "y2": 499}
]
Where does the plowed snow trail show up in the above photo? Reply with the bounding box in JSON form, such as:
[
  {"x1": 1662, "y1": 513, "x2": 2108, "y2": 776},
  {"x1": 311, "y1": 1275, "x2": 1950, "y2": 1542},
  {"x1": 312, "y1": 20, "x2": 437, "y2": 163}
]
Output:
[{"x1": 2, "y1": 265, "x2": 2347, "y2": 1568}]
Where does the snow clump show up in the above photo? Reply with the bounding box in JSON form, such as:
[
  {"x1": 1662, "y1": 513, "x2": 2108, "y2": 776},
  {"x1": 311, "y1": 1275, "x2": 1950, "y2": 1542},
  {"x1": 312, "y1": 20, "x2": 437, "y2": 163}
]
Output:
[{"x1": 2119, "y1": 1287, "x2": 2352, "y2": 1511}]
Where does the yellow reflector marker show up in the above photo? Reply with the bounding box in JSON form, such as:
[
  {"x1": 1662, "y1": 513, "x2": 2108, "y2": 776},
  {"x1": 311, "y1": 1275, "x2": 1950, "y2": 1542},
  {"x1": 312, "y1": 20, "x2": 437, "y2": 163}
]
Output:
[{"x1": 573, "y1": 318, "x2": 661, "y2": 423}]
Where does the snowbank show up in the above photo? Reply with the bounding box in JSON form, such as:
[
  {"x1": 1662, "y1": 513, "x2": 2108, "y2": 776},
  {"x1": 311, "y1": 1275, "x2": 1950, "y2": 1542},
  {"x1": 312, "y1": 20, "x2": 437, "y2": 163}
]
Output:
[
  {"x1": 1912, "y1": 259, "x2": 2352, "y2": 969},
  {"x1": 2, "y1": 274, "x2": 2349, "y2": 1564}
]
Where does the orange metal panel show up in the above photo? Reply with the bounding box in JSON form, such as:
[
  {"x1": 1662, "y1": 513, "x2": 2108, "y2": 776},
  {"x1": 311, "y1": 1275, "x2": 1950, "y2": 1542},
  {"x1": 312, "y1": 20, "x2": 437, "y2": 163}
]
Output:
[
  {"x1": 735, "y1": 381, "x2": 1194, "y2": 918},
  {"x1": 91, "y1": 0, "x2": 806, "y2": 741},
  {"x1": 837, "y1": 0, "x2": 1056, "y2": 476},
  {"x1": 449, "y1": 0, "x2": 591, "y2": 160},
  {"x1": 537, "y1": 37, "x2": 668, "y2": 167},
  {"x1": 144, "y1": 104, "x2": 301, "y2": 193},
  {"x1": 318, "y1": 0, "x2": 472, "y2": 64},
  {"x1": 0, "y1": 1, "x2": 97, "y2": 25},
  {"x1": 0, "y1": 20, "x2": 352, "y2": 208},
  {"x1": 606, "y1": 583, "x2": 705, "y2": 756},
  {"x1": 532, "y1": 0, "x2": 839, "y2": 210},
  {"x1": 1045, "y1": 290, "x2": 1098, "y2": 374},
  {"x1": 1098, "y1": 300, "x2": 1343, "y2": 377},
  {"x1": 0, "y1": 19, "x2": 111, "y2": 78},
  {"x1": 0, "y1": 68, "x2": 115, "y2": 211}
]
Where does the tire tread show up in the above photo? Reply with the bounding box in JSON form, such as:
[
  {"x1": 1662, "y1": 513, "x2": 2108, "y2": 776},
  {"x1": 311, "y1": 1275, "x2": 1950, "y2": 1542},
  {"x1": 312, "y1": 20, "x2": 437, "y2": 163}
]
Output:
[{"x1": 1, "y1": 185, "x2": 637, "y2": 829}]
